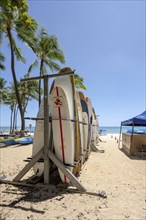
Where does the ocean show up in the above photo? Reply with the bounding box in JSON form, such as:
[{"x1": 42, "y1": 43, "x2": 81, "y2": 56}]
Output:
[
  {"x1": 1, "y1": 126, "x2": 146, "y2": 134},
  {"x1": 0, "y1": 126, "x2": 35, "y2": 133}
]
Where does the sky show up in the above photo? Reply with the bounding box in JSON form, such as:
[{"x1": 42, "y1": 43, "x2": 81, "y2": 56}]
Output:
[{"x1": 0, "y1": 0, "x2": 146, "y2": 127}]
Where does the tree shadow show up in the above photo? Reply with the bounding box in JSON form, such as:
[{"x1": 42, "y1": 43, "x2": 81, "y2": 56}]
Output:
[{"x1": 0, "y1": 170, "x2": 71, "y2": 214}]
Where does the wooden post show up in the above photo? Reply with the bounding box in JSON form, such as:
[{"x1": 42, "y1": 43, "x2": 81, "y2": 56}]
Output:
[
  {"x1": 70, "y1": 75, "x2": 81, "y2": 175},
  {"x1": 43, "y1": 75, "x2": 50, "y2": 184},
  {"x1": 70, "y1": 75, "x2": 80, "y2": 162},
  {"x1": 48, "y1": 149, "x2": 86, "y2": 192}
]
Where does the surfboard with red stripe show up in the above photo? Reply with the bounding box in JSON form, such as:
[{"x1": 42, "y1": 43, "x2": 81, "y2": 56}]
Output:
[{"x1": 51, "y1": 86, "x2": 75, "y2": 183}]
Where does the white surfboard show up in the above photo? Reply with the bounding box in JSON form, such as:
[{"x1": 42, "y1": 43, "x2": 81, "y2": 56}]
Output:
[
  {"x1": 91, "y1": 108, "x2": 100, "y2": 144},
  {"x1": 52, "y1": 75, "x2": 75, "y2": 120},
  {"x1": 50, "y1": 86, "x2": 75, "y2": 183},
  {"x1": 91, "y1": 107, "x2": 98, "y2": 146},
  {"x1": 32, "y1": 97, "x2": 52, "y2": 176},
  {"x1": 96, "y1": 116, "x2": 99, "y2": 143}
]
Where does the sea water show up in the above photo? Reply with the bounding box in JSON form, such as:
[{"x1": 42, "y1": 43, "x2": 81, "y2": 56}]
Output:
[
  {"x1": 1, "y1": 126, "x2": 146, "y2": 134},
  {"x1": 100, "y1": 126, "x2": 146, "y2": 134},
  {"x1": 0, "y1": 126, "x2": 35, "y2": 133}
]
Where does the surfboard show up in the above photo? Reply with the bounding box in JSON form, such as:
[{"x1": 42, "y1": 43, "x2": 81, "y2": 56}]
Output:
[
  {"x1": 96, "y1": 116, "x2": 100, "y2": 143},
  {"x1": 86, "y1": 97, "x2": 93, "y2": 126},
  {"x1": 52, "y1": 75, "x2": 75, "y2": 120},
  {"x1": 76, "y1": 91, "x2": 84, "y2": 164},
  {"x1": 50, "y1": 86, "x2": 75, "y2": 183},
  {"x1": 32, "y1": 97, "x2": 52, "y2": 176},
  {"x1": 86, "y1": 97, "x2": 93, "y2": 156},
  {"x1": 91, "y1": 107, "x2": 98, "y2": 146},
  {"x1": 80, "y1": 98, "x2": 89, "y2": 161}
]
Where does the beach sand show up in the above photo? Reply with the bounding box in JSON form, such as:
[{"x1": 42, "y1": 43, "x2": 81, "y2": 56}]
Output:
[{"x1": 0, "y1": 134, "x2": 146, "y2": 220}]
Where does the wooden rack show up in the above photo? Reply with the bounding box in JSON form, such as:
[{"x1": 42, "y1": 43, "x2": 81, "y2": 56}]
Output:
[{"x1": 1, "y1": 71, "x2": 106, "y2": 198}]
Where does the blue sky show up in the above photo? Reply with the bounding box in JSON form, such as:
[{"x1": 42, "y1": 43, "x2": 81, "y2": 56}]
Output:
[{"x1": 0, "y1": 0, "x2": 145, "y2": 127}]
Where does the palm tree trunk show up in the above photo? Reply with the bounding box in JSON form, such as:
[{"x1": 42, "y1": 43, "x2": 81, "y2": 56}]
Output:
[
  {"x1": 12, "y1": 104, "x2": 16, "y2": 133},
  {"x1": 7, "y1": 28, "x2": 25, "y2": 136},
  {"x1": 10, "y1": 107, "x2": 13, "y2": 134},
  {"x1": 15, "y1": 106, "x2": 19, "y2": 130},
  {"x1": 39, "y1": 59, "x2": 44, "y2": 106}
]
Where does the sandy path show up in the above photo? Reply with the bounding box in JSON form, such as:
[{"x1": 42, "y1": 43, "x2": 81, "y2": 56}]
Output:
[{"x1": 0, "y1": 134, "x2": 146, "y2": 220}]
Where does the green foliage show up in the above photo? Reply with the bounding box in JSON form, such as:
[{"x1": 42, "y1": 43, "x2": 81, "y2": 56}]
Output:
[
  {"x1": 0, "y1": 78, "x2": 9, "y2": 104},
  {"x1": 0, "y1": 77, "x2": 7, "y2": 90},
  {"x1": 0, "y1": 0, "x2": 28, "y2": 13},
  {"x1": 10, "y1": 36, "x2": 26, "y2": 62},
  {"x1": 27, "y1": 60, "x2": 39, "y2": 74},
  {"x1": 1, "y1": 77, "x2": 41, "y2": 110},
  {"x1": 0, "y1": 0, "x2": 38, "y2": 132},
  {"x1": 28, "y1": 26, "x2": 65, "y2": 75},
  {"x1": 0, "y1": 0, "x2": 37, "y2": 63},
  {"x1": 74, "y1": 74, "x2": 87, "y2": 90},
  {"x1": 0, "y1": 52, "x2": 5, "y2": 70}
]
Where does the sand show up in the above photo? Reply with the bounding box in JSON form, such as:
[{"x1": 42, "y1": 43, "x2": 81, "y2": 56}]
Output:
[{"x1": 0, "y1": 134, "x2": 146, "y2": 220}]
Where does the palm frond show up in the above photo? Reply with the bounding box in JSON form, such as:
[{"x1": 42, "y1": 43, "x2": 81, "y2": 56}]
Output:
[
  {"x1": 74, "y1": 74, "x2": 87, "y2": 90},
  {"x1": 16, "y1": 26, "x2": 38, "y2": 53},
  {"x1": 11, "y1": 36, "x2": 26, "y2": 62},
  {"x1": 38, "y1": 26, "x2": 48, "y2": 39},
  {"x1": 0, "y1": 51, "x2": 5, "y2": 70},
  {"x1": 27, "y1": 59, "x2": 38, "y2": 74},
  {"x1": 47, "y1": 49, "x2": 65, "y2": 63},
  {"x1": 0, "y1": 63, "x2": 5, "y2": 71},
  {"x1": 45, "y1": 59, "x2": 60, "y2": 73},
  {"x1": 0, "y1": 51, "x2": 5, "y2": 62},
  {"x1": 0, "y1": 77, "x2": 7, "y2": 89}
]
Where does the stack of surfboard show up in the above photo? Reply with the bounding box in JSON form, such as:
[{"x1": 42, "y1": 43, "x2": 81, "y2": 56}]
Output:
[{"x1": 32, "y1": 72, "x2": 99, "y2": 183}]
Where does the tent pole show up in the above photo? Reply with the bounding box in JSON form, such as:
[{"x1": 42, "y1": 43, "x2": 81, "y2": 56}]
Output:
[
  {"x1": 130, "y1": 123, "x2": 134, "y2": 155},
  {"x1": 118, "y1": 124, "x2": 122, "y2": 149}
]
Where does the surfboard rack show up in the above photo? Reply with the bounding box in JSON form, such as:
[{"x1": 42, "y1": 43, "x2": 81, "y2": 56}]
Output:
[
  {"x1": 3, "y1": 72, "x2": 86, "y2": 192},
  {"x1": 1, "y1": 71, "x2": 107, "y2": 197}
]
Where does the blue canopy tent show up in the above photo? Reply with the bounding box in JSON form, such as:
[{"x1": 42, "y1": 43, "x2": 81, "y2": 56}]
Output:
[
  {"x1": 118, "y1": 111, "x2": 146, "y2": 149},
  {"x1": 121, "y1": 111, "x2": 146, "y2": 127}
]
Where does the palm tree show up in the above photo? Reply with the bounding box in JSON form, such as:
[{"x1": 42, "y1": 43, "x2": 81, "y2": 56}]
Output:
[
  {"x1": 27, "y1": 27, "x2": 65, "y2": 106},
  {"x1": 13, "y1": 77, "x2": 41, "y2": 133},
  {"x1": 18, "y1": 74, "x2": 42, "y2": 114},
  {"x1": 0, "y1": 0, "x2": 37, "y2": 135},
  {"x1": 0, "y1": 78, "x2": 15, "y2": 133},
  {"x1": 5, "y1": 87, "x2": 17, "y2": 133},
  {"x1": 4, "y1": 77, "x2": 41, "y2": 134}
]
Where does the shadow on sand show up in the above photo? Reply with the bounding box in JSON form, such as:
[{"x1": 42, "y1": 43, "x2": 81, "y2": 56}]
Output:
[
  {"x1": 119, "y1": 148, "x2": 146, "y2": 161},
  {"x1": 0, "y1": 170, "x2": 74, "y2": 214}
]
